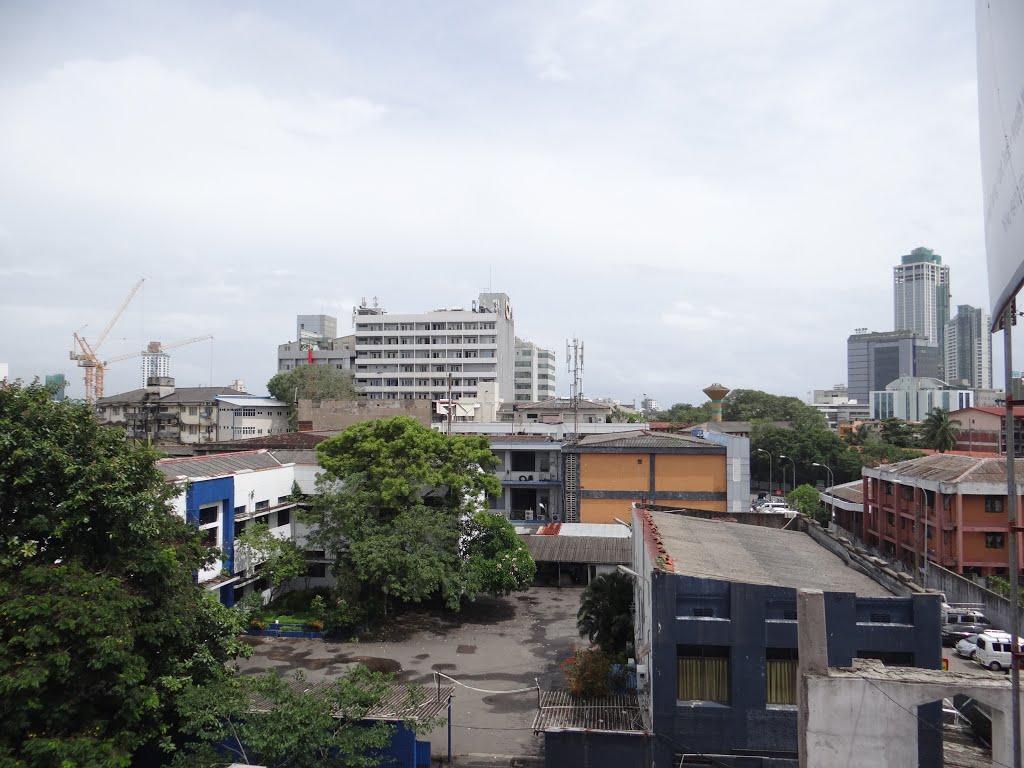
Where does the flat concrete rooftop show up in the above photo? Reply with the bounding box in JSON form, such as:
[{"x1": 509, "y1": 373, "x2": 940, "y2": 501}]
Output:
[{"x1": 649, "y1": 512, "x2": 891, "y2": 597}]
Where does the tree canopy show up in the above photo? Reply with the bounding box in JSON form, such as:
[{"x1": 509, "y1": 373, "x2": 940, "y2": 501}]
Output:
[
  {"x1": 236, "y1": 522, "x2": 307, "y2": 601},
  {"x1": 307, "y1": 417, "x2": 534, "y2": 612},
  {"x1": 721, "y1": 389, "x2": 827, "y2": 428},
  {"x1": 170, "y1": 668, "x2": 431, "y2": 768},
  {"x1": 0, "y1": 382, "x2": 247, "y2": 767},
  {"x1": 648, "y1": 402, "x2": 713, "y2": 424},
  {"x1": 267, "y1": 365, "x2": 360, "y2": 429}
]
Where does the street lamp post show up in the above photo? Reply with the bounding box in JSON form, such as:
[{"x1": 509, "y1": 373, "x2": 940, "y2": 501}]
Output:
[
  {"x1": 779, "y1": 455, "x2": 796, "y2": 494},
  {"x1": 756, "y1": 448, "x2": 772, "y2": 496},
  {"x1": 812, "y1": 462, "x2": 835, "y2": 523}
]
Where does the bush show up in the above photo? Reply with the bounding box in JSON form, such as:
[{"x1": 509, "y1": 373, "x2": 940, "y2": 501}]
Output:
[
  {"x1": 560, "y1": 647, "x2": 613, "y2": 697},
  {"x1": 269, "y1": 587, "x2": 332, "y2": 614}
]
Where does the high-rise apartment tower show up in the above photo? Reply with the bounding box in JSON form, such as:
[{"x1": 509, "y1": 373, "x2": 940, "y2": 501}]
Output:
[{"x1": 944, "y1": 304, "x2": 993, "y2": 389}]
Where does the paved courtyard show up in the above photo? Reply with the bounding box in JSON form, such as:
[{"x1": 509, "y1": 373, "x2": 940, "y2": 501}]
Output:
[{"x1": 235, "y1": 586, "x2": 584, "y2": 763}]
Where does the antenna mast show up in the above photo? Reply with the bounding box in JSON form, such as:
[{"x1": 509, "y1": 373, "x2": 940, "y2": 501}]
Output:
[{"x1": 566, "y1": 338, "x2": 584, "y2": 437}]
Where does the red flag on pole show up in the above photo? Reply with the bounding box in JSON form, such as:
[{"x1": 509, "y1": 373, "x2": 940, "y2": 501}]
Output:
[{"x1": 308, "y1": 349, "x2": 313, "y2": 364}]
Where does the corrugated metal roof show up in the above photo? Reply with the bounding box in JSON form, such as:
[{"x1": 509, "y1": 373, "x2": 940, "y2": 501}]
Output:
[
  {"x1": 97, "y1": 386, "x2": 251, "y2": 405},
  {"x1": 269, "y1": 449, "x2": 321, "y2": 466},
  {"x1": 523, "y1": 535, "x2": 631, "y2": 564},
  {"x1": 572, "y1": 430, "x2": 720, "y2": 450},
  {"x1": 829, "y1": 481, "x2": 864, "y2": 504},
  {"x1": 532, "y1": 523, "x2": 631, "y2": 538},
  {"x1": 156, "y1": 450, "x2": 283, "y2": 480},
  {"x1": 865, "y1": 453, "x2": 1024, "y2": 485},
  {"x1": 498, "y1": 398, "x2": 613, "y2": 412},
  {"x1": 215, "y1": 396, "x2": 288, "y2": 408},
  {"x1": 532, "y1": 691, "x2": 648, "y2": 733}
]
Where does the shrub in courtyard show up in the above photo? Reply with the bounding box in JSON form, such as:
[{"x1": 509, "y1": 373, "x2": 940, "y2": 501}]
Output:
[{"x1": 561, "y1": 647, "x2": 613, "y2": 697}]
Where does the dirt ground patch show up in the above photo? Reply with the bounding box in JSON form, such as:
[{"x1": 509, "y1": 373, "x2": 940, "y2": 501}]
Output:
[{"x1": 235, "y1": 586, "x2": 582, "y2": 760}]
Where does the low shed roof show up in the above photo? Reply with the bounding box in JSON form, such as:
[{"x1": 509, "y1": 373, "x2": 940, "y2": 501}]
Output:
[
  {"x1": 523, "y1": 535, "x2": 631, "y2": 565},
  {"x1": 533, "y1": 691, "x2": 648, "y2": 734}
]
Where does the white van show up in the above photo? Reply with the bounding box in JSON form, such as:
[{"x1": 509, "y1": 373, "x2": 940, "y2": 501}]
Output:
[{"x1": 974, "y1": 631, "x2": 1021, "y2": 671}]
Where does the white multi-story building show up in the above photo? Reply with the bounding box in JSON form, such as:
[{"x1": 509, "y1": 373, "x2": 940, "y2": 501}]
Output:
[
  {"x1": 869, "y1": 375, "x2": 974, "y2": 422},
  {"x1": 351, "y1": 293, "x2": 515, "y2": 420},
  {"x1": 514, "y1": 337, "x2": 556, "y2": 402},
  {"x1": 215, "y1": 395, "x2": 290, "y2": 440},
  {"x1": 893, "y1": 247, "x2": 950, "y2": 351},
  {"x1": 95, "y1": 378, "x2": 280, "y2": 445},
  {"x1": 944, "y1": 304, "x2": 993, "y2": 390},
  {"x1": 278, "y1": 313, "x2": 356, "y2": 373},
  {"x1": 141, "y1": 342, "x2": 171, "y2": 387}
]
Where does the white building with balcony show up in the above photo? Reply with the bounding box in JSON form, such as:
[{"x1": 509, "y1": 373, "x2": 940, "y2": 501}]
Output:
[
  {"x1": 351, "y1": 293, "x2": 516, "y2": 421},
  {"x1": 158, "y1": 450, "x2": 330, "y2": 607},
  {"x1": 487, "y1": 435, "x2": 565, "y2": 523}
]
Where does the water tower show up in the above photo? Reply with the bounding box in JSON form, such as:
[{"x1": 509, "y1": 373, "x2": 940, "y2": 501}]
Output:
[{"x1": 702, "y1": 383, "x2": 731, "y2": 422}]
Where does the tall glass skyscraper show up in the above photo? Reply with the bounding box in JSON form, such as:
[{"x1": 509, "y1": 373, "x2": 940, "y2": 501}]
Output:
[{"x1": 893, "y1": 247, "x2": 950, "y2": 348}]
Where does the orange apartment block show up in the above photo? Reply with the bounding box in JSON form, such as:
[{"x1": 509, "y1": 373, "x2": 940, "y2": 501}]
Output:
[
  {"x1": 859, "y1": 454, "x2": 1024, "y2": 577},
  {"x1": 561, "y1": 431, "x2": 729, "y2": 524}
]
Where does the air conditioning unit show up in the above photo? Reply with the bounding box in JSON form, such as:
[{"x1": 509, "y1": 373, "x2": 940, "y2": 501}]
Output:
[
  {"x1": 550, "y1": 513, "x2": 561, "y2": 523},
  {"x1": 525, "y1": 509, "x2": 534, "y2": 520}
]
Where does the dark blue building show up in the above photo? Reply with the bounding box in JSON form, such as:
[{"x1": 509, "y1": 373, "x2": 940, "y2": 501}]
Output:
[{"x1": 633, "y1": 509, "x2": 941, "y2": 768}]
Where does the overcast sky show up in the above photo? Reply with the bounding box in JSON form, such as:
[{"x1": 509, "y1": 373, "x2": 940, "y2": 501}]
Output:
[{"x1": 0, "y1": 1, "x2": 1006, "y2": 407}]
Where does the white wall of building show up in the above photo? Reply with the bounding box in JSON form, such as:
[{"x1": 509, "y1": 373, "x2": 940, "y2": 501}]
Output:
[{"x1": 215, "y1": 397, "x2": 290, "y2": 440}]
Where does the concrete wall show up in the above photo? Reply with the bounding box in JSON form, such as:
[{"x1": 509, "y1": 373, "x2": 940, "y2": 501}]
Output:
[{"x1": 298, "y1": 399, "x2": 433, "y2": 430}]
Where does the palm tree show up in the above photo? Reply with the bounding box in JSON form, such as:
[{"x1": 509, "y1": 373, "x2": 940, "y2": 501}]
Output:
[
  {"x1": 921, "y1": 408, "x2": 961, "y2": 453},
  {"x1": 577, "y1": 572, "x2": 634, "y2": 656}
]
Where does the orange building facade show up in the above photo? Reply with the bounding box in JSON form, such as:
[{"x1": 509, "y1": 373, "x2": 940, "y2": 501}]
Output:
[
  {"x1": 859, "y1": 454, "x2": 1024, "y2": 577},
  {"x1": 563, "y1": 431, "x2": 728, "y2": 524}
]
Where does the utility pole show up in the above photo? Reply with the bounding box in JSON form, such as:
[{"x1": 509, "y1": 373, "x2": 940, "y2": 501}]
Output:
[{"x1": 566, "y1": 338, "x2": 584, "y2": 437}]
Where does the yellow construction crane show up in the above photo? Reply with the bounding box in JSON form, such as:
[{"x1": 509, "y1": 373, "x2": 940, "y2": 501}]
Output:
[
  {"x1": 71, "y1": 278, "x2": 145, "y2": 404},
  {"x1": 105, "y1": 336, "x2": 215, "y2": 383}
]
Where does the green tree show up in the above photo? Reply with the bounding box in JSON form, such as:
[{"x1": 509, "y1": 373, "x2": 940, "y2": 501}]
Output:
[
  {"x1": 649, "y1": 402, "x2": 714, "y2": 424},
  {"x1": 171, "y1": 667, "x2": 437, "y2": 768},
  {"x1": 787, "y1": 484, "x2": 827, "y2": 526},
  {"x1": 236, "y1": 522, "x2": 307, "y2": 601},
  {"x1": 0, "y1": 382, "x2": 248, "y2": 767},
  {"x1": 721, "y1": 389, "x2": 826, "y2": 427},
  {"x1": 461, "y1": 511, "x2": 537, "y2": 599},
  {"x1": 307, "y1": 417, "x2": 526, "y2": 612},
  {"x1": 879, "y1": 417, "x2": 918, "y2": 448},
  {"x1": 921, "y1": 408, "x2": 961, "y2": 453},
  {"x1": 844, "y1": 423, "x2": 871, "y2": 446},
  {"x1": 267, "y1": 366, "x2": 360, "y2": 430},
  {"x1": 576, "y1": 572, "x2": 635, "y2": 656}
]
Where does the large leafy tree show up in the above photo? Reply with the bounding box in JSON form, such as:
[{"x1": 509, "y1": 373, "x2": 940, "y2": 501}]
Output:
[
  {"x1": 170, "y1": 668, "x2": 432, "y2": 768},
  {"x1": 721, "y1": 389, "x2": 826, "y2": 428},
  {"x1": 307, "y1": 417, "x2": 532, "y2": 611},
  {"x1": 0, "y1": 382, "x2": 248, "y2": 767},
  {"x1": 267, "y1": 365, "x2": 360, "y2": 430},
  {"x1": 921, "y1": 408, "x2": 961, "y2": 453},
  {"x1": 878, "y1": 417, "x2": 919, "y2": 448},
  {"x1": 648, "y1": 402, "x2": 714, "y2": 424},
  {"x1": 577, "y1": 572, "x2": 635, "y2": 657}
]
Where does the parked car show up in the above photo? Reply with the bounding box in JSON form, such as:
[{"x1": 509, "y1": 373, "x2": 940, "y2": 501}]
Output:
[
  {"x1": 943, "y1": 609, "x2": 992, "y2": 627},
  {"x1": 974, "y1": 631, "x2": 1023, "y2": 671},
  {"x1": 751, "y1": 499, "x2": 793, "y2": 513},
  {"x1": 955, "y1": 634, "x2": 981, "y2": 659},
  {"x1": 942, "y1": 623, "x2": 994, "y2": 646}
]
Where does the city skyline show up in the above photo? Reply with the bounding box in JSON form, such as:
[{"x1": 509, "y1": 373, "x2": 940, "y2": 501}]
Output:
[{"x1": 0, "y1": 1, "x2": 1014, "y2": 406}]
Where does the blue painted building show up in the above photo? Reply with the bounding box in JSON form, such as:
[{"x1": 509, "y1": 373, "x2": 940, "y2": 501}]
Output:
[
  {"x1": 158, "y1": 450, "x2": 305, "y2": 607},
  {"x1": 632, "y1": 509, "x2": 942, "y2": 767}
]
